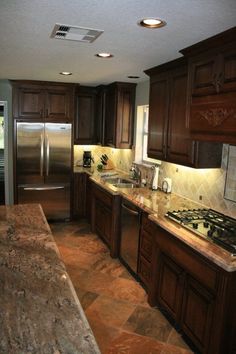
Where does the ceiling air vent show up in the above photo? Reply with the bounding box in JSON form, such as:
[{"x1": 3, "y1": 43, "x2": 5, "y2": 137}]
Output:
[{"x1": 50, "y1": 23, "x2": 103, "y2": 43}]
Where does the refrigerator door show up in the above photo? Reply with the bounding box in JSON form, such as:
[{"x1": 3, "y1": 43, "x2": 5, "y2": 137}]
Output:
[
  {"x1": 44, "y1": 123, "x2": 71, "y2": 184},
  {"x1": 17, "y1": 122, "x2": 72, "y2": 220},
  {"x1": 16, "y1": 122, "x2": 45, "y2": 185}
]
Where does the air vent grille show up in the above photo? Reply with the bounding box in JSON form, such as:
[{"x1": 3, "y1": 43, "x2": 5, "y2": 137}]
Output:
[{"x1": 51, "y1": 23, "x2": 103, "y2": 43}]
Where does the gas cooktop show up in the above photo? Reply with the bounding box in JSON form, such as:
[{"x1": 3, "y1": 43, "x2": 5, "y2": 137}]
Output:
[{"x1": 166, "y1": 208, "x2": 236, "y2": 256}]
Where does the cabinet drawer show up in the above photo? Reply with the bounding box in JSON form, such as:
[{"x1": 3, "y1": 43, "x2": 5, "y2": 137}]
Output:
[
  {"x1": 142, "y1": 213, "x2": 155, "y2": 234},
  {"x1": 155, "y1": 226, "x2": 219, "y2": 292},
  {"x1": 93, "y1": 185, "x2": 113, "y2": 207},
  {"x1": 138, "y1": 255, "x2": 151, "y2": 288},
  {"x1": 140, "y1": 230, "x2": 152, "y2": 262}
]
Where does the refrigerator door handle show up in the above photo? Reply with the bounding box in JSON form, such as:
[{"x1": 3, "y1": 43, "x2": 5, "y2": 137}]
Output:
[
  {"x1": 40, "y1": 133, "x2": 44, "y2": 176},
  {"x1": 46, "y1": 134, "x2": 50, "y2": 176},
  {"x1": 23, "y1": 186, "x2": 65, "y2": 191}
]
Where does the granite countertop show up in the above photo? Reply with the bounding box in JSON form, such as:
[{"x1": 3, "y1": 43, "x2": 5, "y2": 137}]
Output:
[
  {"x1": 90, "y1": 174, "x2": 236, "y2": 272},
  {"x1": 0, "y1": 204, "x2": 100, "y2": 354}
]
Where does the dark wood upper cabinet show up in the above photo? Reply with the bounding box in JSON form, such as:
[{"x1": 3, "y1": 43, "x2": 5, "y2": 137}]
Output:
[
  {"x1": 12, "y1": 80, "x2": 75, "y2": 122},
  {"x1": 145, "y1": 58, "x2": 222, "y2": 168},
  {"x1": 95, "y1": 85, "x2": 106, "y2": 145},
  {"x1": 180, "y1": 26, "x2": 236, "y2": 143},
  {"x1": 74, "y1": 86, "x2": 97, "y2": 144},
  {"x1": 104, "y1": 82, "x2": 136, "y2": 148}
]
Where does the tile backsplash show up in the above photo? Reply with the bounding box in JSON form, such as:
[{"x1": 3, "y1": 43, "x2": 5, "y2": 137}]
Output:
[{"x1": 74, "y1": 144, "x2": 236, "y2": 218}]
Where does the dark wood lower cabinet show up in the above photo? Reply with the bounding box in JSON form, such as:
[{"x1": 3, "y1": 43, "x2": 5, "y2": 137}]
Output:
[
  {"x1": 72, "y1": 173, "x2": 87, "y2": 219},
  {"x1": 94, "y1": 199, "x2": 112, "y2": 245},
  {"x1": 91, "y1": 181, "x2": 121, "y2": 258},
  {"x1": 137, "y1": 213, "x2": 154, "y2": 289},
  {"x1": 181, "y1": 275, "x2": 214, "y2": 352},
  {"x1": 148, "y1": 223, "x2": 236, "y2": 354},
  {"x1": 157, "y1": 254, "x2": 184, "y2": 323}
]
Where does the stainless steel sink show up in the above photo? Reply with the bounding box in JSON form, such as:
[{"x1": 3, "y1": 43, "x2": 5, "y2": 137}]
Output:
[{"x1": 103, "y1": 177, "x2": 138, "y2": 188}]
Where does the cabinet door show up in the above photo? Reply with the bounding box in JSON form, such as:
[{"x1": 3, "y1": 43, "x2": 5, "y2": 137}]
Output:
[
  {"x1": 86, "y1": 177, "x2": 92, "y2": 222},
  {"x1": 15, "y1": 87, "x2": 44, "y2": 119},
  {"x1": 116, "y1": 86, "x2": 135, "y2": 148},
  {"x1": 147, "y1": 73, "x2": 169, "y2": 159},
  {"x1": 104, "y1": 85, "x2": 116, "y2": 146},
  {"x1": 95, "y1": 86, "x2": 106, "y2": 145},
  {"x1": 190, "y1": 54, "x2": 218, "y2": 97},
  {"x1": 72, "y1": 173, "x2": 87, "y2": 218},
  {"x1": 74, "y1": 88, "x2": 96, "y2": 144},
  {"x1": 94, "y1": 199, "x2": 111, "y2": 246},
  {"x1": 167, "y1": 66, "x2": 193, "y2": 165},
  {"x1": 219, "y1": 44, "x2": 236, "y2": 93},
  {"x1": 181, "y1": 275, "x2": 214, "y2": 353},
  {"x1": 45, "y1": 86, "x2": 72, "y2": 121},
  {"x1": 157, "y1": 253, "x2": 184, "y2": 321}
]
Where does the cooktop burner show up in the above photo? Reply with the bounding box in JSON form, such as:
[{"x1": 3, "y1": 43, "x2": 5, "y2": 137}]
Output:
[{"x1": 166, "y1": 208, "x2": 236, "y2": 256}]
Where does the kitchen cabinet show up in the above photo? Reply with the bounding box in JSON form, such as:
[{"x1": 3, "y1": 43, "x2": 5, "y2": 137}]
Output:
[
  {"x1": 149, "y1": 222, "x2": 236, "y2": 354},
  {"x1": 72, "y1": 173, "x2": 87, "y2": 219},
  {"x1": 145, "y1": 58, "x2": 222, "y2": 168},
  {"x1": 95, "y1": 85, "x2": 106, "y2": 145},
  {"x1": 86, "y1": 175, "x2": 92, "y2": 223},
  {"x1": 73, "y1": 172, "x2": 92, "y2": 221},
  {"x1": 91, "y1": 181, "x2": 121, "y2": 257},
  {"x1": 74, "y1": 86, "x2": 97, "y2": 144},
  {"x1": 137, "y1": 213, "x2": 154, "y2": 289},
  {"x1": 104, "y1": 82, "x2": 136, "y2": 148},
  {"x1": 12, "y1": 80, "x2": 75, "y2": 122},
  {"x1": 180, "y1": 26, "x2": 236, "y2": 143}
]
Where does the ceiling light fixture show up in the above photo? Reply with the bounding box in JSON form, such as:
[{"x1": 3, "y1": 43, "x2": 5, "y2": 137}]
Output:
[
  {"x1": 60, "y1": 71, "x2": 72, "y2": 75},
  {"x1": 138, "y1": 18, "x2": 166, "y2": 28},
  {"x1": 95, "y1": 53, "x2": 113, "y2": 58}
]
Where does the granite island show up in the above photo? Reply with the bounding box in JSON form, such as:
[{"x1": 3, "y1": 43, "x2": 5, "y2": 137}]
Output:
[{"x1": 0, "y1": 204, "x2": 100, "y2": 354}]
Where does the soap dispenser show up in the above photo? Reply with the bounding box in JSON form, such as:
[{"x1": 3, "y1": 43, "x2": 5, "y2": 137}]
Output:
[{"x1": 151, "y1": 165, "x2": 159, "y2": 190}]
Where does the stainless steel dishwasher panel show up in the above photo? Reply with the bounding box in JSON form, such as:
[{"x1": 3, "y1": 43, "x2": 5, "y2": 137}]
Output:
[{"x1": 120, "y1": 200, "x2": 141, "y2": 275}]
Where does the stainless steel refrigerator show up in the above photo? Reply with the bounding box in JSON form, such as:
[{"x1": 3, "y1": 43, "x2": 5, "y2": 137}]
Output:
[{"x1": 16, "y1": 122, "x2": 72, "y2": 220}]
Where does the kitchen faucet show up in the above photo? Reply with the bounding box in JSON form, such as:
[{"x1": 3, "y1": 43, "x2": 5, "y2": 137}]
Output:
[{"x1": 130, "y1": 164, "x2": 142, "y2": 187}]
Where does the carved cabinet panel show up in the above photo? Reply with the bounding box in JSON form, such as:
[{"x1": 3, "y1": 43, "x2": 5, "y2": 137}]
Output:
[{"x1": 182, "y1": 27, "x2": 236, "y2": 143}]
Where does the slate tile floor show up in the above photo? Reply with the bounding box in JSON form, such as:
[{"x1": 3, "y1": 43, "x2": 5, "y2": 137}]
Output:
[{"x1": 50, "y1": 221, "x2": 193, "y2": 354}]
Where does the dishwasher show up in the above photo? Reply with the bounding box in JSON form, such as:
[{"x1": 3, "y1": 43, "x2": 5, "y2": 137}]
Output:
[{"x1": 120, "y1": 199, "x2": 142, "y2": 277}]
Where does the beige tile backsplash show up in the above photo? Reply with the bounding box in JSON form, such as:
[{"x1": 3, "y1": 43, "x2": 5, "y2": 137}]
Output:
[{"x1": 74, "y1": 144, "x2": 236, "y2": 218}]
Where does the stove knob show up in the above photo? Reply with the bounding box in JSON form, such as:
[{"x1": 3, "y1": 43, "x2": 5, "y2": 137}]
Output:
[
  {"x1": 207, "y1": 229, "x2": 213, "y2": 237},
  {"x1": 208, "y1": 225, "x2": 216, "y2": 236},
  {"x1": 192, "y1": 223, "x2": 198, "y2": 229},
  {"x1": 203, "y1": 222, "x2": 209, "y2": 228}
]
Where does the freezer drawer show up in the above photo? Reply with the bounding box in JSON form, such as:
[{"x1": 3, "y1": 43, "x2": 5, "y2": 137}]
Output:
[{"x1": 18, "y1": 184, "x2": 70, "y2": 220}]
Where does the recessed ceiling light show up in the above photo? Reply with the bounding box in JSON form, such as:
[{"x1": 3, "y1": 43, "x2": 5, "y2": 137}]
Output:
[
  {"x1": 95, "y1": 53, "x2": 113, "y2": 58},
  {"x1": 138, "y1": 18, "x2": 166, "y2": 28},
  {"x1": 127, "y1": 75, "x2": 140, "y2": 79},
  {"x1": 60, "y1": 71, "x2": 72, "y2": 75}
]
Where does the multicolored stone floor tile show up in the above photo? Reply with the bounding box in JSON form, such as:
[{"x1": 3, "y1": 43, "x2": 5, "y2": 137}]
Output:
[{"x1": 51, "y1": 221, "x2": 194, "y2": 354}]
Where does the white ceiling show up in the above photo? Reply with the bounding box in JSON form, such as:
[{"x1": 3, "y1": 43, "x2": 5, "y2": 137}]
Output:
[{"x1": 0, "y1": 0, "x2": 235, "y2": 86}]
